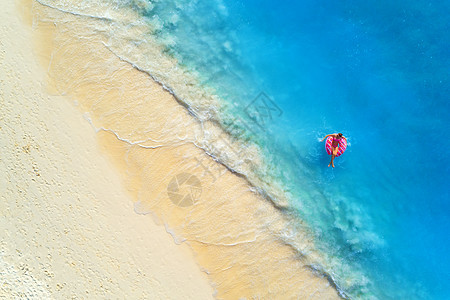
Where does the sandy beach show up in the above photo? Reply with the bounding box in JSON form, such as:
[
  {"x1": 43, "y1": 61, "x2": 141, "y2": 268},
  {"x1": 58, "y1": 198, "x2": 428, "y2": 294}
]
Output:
[
  {"x1": 1, "y1": 0, "x2": 341, "y2": 299},
  {"x1": 1, "y1": 1, "x2": 214, "y2": 298}
]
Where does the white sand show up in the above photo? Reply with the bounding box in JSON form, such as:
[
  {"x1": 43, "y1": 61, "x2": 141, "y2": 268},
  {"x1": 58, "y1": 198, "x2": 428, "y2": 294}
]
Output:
[{"x1": 0, "y1": 1, "x2": 214, "y2": 298}]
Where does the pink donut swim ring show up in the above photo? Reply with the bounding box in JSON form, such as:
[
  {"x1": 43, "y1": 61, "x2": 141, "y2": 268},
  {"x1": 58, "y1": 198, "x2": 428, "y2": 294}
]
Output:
[{"x1": 325, "y1": 136, "x2": 347, "y2": 157}]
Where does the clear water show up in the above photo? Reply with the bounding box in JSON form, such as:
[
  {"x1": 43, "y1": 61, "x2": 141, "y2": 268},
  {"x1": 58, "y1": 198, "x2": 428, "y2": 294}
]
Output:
[{"x1": 135, "y1": 0, "x2": 450, "y2": 298}]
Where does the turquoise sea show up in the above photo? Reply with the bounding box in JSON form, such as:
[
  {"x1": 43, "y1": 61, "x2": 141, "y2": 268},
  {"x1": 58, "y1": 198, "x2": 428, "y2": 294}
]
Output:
[
  {"x1": 37, "y1": 0, "x2": 449, "y2": 298},
  {"x1": 135, "y1": 1, "x2": 449, "y2": 298}
]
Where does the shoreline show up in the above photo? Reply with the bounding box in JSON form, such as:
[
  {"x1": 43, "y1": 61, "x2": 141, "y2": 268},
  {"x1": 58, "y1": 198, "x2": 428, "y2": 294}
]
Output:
[{"x1": 6, "y1": 0, "x2": 343, "y2": 298}]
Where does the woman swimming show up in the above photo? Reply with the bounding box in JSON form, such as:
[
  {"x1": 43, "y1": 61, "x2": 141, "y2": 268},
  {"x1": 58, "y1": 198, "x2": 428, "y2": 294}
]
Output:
[{"x1": 321, "y1": 133, "x2": 347, "y2": 168}]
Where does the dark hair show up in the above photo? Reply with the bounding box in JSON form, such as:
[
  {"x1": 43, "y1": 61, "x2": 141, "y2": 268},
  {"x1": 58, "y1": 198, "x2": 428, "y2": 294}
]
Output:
[{"x1": 338, "y1": 133, "x2": 343, "y2": 137}]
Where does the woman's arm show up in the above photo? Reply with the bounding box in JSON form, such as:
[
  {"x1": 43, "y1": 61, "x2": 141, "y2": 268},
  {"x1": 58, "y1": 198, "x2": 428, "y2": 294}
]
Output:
[{"x1": 321, "y1": 134, "x2": 333, "y2": 142}]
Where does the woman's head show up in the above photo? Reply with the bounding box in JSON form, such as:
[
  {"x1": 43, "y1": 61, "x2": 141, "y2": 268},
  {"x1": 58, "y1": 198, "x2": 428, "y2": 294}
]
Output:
[{"x1": 338, "y1": 133, "x2": 343, "y2": 137}]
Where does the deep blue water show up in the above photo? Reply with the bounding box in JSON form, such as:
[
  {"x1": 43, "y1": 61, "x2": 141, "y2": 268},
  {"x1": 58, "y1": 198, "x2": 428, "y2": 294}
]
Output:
[{"x1": 141, "y1": 0, "x2": 449, "y2": 298}]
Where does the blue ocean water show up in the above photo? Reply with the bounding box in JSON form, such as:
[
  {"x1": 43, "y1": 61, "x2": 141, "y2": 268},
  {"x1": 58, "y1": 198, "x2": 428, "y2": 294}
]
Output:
[{"x1": 139, "y1": 0, "x2": 449, "y2": 298}]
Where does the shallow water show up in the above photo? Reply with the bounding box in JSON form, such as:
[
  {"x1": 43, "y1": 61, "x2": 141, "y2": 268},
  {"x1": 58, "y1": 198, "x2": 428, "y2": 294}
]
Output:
[{"x1": 32, "y1": 0, "x2": 449, "y2": 298}]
